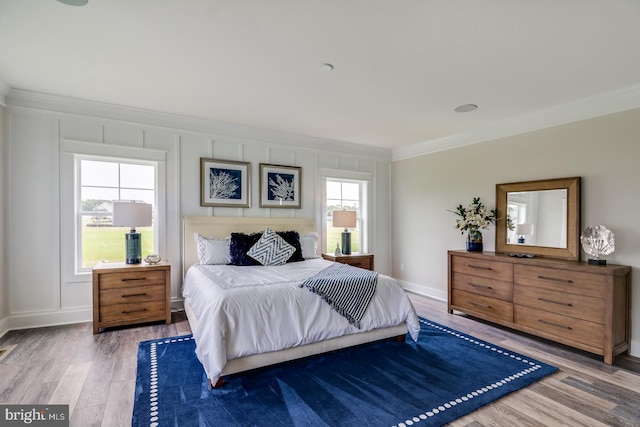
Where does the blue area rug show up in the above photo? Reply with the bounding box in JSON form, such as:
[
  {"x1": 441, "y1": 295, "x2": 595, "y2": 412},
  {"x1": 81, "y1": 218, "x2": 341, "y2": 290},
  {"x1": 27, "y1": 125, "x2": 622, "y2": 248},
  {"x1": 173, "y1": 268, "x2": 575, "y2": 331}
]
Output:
[{"x1": 133, "y1": 318, "x2": 557, "y2": 426}]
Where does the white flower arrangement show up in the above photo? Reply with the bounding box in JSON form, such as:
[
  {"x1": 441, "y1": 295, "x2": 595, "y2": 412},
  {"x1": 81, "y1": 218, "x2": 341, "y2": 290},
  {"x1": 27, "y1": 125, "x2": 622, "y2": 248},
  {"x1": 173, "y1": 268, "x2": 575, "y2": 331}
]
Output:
[{"x1": 450, "y1": 197, "x2": 497, "y2": 234}]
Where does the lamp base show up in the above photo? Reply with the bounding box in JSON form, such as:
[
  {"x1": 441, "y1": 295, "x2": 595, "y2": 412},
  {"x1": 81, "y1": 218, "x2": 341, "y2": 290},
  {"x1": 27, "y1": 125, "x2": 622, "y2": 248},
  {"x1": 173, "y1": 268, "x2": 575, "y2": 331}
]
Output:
[
  {"x1": 125, "y1": 232, "x2": 142, "y2": 264},
  {"x1": 341, "y1": 231, "x2": 351, "y2": 255}
]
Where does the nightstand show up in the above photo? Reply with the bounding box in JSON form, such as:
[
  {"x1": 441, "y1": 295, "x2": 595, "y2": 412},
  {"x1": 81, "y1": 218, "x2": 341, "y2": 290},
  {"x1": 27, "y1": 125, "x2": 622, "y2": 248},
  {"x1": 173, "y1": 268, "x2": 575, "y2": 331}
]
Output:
[
  {"x1": 322, "y1": 253, "x2": 374, "y2": 271},
  {"x1": 92, "y1": 262, "x2": 171, "y2": 334}
]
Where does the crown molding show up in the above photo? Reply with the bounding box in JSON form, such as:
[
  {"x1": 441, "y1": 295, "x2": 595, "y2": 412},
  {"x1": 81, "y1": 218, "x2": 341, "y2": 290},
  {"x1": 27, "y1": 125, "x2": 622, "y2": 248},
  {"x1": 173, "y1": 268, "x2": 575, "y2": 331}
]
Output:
[
  {"x1": 6, "y1": 89, "x2": 392, "y2": 162},
  {"x1": 392, "y1": 84, "x2": 640, "y2": 161}
]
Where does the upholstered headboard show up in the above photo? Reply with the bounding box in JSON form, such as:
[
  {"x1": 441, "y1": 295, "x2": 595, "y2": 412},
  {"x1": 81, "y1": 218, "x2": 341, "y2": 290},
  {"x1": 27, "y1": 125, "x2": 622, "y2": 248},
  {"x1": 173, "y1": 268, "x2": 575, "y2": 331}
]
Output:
[{"x1": 182, "y1": 216, "x2": 317, "y2": 277}]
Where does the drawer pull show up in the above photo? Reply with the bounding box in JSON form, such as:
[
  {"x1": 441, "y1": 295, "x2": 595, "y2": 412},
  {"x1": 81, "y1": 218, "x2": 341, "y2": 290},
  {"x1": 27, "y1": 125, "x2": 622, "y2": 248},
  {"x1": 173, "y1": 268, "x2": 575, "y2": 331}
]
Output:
[
  {"x1": 468, "y1": 265, "x2": 492, "y2": 271},
  {"x1": 468, "y1": 301, "x2": 492, "y2": 309},
  {"x1": 538, "y1": 319, "x2": 572, "y2": 330},
  {"x1": 538, "y1": 297, "x2": 573, "y2": 307},
  {"x1": 122, "y1": 308, "x2": 147, "y2": 314},
  {"x1": 537, "y1": 275, "x2": 573, "y2": 284},
  {"x1": 122, "y1": 277, "x2": 146, "y2": 282},
  {"x1": 122, "y1": 293, "x2": 147, "y2": 298},
  {"x1": 468, "y1": 282, "x2": 493, "y2": 290}
]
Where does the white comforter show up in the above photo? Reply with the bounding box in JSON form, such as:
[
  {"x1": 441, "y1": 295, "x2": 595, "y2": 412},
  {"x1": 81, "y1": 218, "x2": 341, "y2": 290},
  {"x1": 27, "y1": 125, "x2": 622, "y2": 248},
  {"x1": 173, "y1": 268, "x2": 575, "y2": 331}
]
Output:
[{"x1": 182, "y1": 258, "x2": 420, "y2": 382}]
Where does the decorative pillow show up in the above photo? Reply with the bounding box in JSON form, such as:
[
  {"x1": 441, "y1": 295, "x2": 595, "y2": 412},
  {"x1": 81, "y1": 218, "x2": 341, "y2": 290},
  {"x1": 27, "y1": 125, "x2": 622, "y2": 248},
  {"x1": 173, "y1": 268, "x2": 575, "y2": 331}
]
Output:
[
  {"x1": 276, "y1": 230, "x2": 304, "y2": 262},
  {"x1": 230, "y1": 232, "x2": 263, "y2": 266},
  {"x1": 300, "y1": 232, "x2": 320, "y2": 259},
  {"x1": 247, "y1": 228, "x2": 296, "y2": 266},
  {"x1": 194, "y1": 233, "x2": 231, "y2": 265}
]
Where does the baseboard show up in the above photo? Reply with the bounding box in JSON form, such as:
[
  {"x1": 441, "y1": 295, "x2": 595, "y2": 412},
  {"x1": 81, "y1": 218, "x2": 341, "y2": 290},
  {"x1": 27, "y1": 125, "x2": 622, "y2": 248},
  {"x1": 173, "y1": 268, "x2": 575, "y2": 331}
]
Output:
[
  {"x1": 7, "y1": 308, "x2": 92, "y2": 331},
  {"x1": 397, "y1": 280, "x2": 447, "y2": 302},
  {"x1": 0, "y1": 316, "x2": 9, "y2": 339},
  {"x1": 630, "y1": 338, "x2": 640, "y2": 358}
]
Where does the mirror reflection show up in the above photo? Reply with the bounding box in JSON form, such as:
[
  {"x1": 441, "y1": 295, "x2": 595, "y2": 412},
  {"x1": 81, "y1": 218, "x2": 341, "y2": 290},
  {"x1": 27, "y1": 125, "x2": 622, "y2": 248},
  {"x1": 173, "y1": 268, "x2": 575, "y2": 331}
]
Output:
[{"x1": 506, "y1": 189, "x2": 567, "y2": 248}]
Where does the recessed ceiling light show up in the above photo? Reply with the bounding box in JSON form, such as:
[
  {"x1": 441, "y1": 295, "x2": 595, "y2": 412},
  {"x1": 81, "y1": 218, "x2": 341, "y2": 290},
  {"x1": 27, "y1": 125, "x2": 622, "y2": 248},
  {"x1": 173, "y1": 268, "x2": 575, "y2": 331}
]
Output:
[
  {"x1": 56, "y1": 0, "x2": 88, "y2": 6},
  {"x1": 320, "y1": 63, "x2": 334, "y2": 72},
  {"x1": 454, "y1": 104, "x2": 478, "y2": 113}
]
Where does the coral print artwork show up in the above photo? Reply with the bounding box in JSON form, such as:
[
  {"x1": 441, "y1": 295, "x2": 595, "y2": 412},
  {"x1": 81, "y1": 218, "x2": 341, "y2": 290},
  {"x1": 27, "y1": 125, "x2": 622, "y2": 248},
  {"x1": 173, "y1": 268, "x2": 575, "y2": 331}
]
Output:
[
  {"x1": 200, "y1": 158, "x2": 251, "y2": 207},
  {"x1": 259, "y1": 164, "x2": 302, "y2": 208}
]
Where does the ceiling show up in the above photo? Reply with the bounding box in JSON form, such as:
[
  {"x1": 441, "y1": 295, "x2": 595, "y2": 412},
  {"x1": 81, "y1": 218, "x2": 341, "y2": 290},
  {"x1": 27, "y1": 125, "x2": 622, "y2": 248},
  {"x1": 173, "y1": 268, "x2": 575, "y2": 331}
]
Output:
[{"x1": 2, "y1": 1, "x2": 640, "y2": 155}]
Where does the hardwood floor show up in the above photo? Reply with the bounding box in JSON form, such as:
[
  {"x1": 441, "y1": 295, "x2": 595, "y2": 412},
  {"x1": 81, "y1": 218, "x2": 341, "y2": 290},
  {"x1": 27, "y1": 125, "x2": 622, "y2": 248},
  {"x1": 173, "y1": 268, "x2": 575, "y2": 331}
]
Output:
[{"x1": 0, "y1": 293, "x2": 638, "y2": 426}]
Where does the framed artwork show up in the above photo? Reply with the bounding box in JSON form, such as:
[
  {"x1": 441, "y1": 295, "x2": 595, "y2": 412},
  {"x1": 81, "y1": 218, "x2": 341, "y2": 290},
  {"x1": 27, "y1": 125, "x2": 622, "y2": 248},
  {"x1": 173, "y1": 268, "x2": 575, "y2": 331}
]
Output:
[
  {"x1": 259, "y1": 163, "x2": 302, "y2": 208},
  {"x1": 200, "y1": 158, "x2": 251, "y2": 207}
]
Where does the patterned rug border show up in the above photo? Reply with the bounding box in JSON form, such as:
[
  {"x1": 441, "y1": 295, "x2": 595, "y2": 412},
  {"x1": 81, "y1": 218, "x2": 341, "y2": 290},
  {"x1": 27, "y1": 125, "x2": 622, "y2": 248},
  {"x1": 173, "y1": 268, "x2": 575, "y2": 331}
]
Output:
[{"x1": 136, "y1": 318, "x2": 558, "y2": 426}]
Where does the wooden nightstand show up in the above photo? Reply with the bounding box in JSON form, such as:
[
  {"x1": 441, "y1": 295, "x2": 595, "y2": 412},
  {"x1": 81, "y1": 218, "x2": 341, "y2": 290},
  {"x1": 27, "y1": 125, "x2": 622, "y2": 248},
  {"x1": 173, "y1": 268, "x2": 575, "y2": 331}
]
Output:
[
  {"x1": 92, "y1": 262, "x2": 171, "y2": 334},
  {"x1": 322, "y1": 253, "x2": 374, "y2": 271}
]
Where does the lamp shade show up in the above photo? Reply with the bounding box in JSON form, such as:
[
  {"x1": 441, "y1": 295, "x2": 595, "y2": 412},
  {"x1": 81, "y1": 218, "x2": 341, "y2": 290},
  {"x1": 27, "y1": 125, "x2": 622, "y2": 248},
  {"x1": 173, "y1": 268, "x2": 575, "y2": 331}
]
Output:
[
  {"x1": 515, "y1": 223, "x2": 534, "y2": 236},
  {"x1": 333, "y1": 210, "x2": 357, "y2": 228},
  {"x1": 112, "y1": 201, "x2": 152, "y2": 227}
]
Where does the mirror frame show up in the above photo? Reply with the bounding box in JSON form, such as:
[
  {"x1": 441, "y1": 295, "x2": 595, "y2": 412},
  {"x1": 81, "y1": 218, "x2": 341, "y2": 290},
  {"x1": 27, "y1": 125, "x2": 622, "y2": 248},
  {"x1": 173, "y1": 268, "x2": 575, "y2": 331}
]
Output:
[{"x1": 495, "y1": 176, "x2": 581, "y2": 260}]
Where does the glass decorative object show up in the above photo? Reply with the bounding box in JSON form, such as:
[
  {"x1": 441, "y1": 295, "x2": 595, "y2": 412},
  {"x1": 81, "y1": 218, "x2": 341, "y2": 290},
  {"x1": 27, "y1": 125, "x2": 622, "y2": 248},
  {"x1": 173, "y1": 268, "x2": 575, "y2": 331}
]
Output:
[
  {"x1": 466, "y1": 229, "x2": 483, "y2": 252},
  {"x1": 334, "y1": 243, "x2": 341, "y2": 256},
  {"x1": 580, "y1": 225, "x2": 614, "y2": 265}
]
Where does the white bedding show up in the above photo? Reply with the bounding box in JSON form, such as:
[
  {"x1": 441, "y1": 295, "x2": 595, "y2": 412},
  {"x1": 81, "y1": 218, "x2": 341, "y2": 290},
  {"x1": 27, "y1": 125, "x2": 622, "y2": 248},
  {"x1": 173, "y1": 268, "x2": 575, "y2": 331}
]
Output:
[{"x1": 182, "y1": 258, "x2": 420, "y2": 383}]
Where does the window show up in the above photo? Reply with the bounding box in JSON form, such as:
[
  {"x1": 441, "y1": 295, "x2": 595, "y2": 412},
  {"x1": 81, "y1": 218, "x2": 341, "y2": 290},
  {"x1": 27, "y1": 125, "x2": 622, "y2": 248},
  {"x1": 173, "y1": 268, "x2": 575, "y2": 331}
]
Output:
[
  {"x1": 326, "y1": 178, "x2": 368, "y2": 253},
  {"x1": 76, "y1": 157, "x2": 156, "y2": 270}
]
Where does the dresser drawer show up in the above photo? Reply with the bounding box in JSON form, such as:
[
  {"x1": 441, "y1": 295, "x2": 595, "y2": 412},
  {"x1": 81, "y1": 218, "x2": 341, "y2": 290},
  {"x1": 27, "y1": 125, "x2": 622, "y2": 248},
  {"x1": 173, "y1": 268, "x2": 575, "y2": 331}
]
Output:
[
  {"x1": 451, "y1": 272, "x2": 513, "y2": 302},
  {"x1": 99, "y1": 270, "x2": 166, "y2": 290},
  {"x1": 514, "y1": 305, "x2": 604, "y2": 350},
  {"x1": 99, "y1": 300, "x2": 167, "y2": 324},
  {"x1": 514, "y1": 285, "x2": 604, "y2": 324},
  {"x1": 99, "y1": 284, "x2": 166, "y2": 306},
  {"x1": 451, "y1": 256, "x2": 513, "y2": 282},
  {"x1": 451, "y1": 289, "x2": 513, "y2": 322},
  {"x1": 514, "y1": 264, "x2": 604, "y2": 299}
]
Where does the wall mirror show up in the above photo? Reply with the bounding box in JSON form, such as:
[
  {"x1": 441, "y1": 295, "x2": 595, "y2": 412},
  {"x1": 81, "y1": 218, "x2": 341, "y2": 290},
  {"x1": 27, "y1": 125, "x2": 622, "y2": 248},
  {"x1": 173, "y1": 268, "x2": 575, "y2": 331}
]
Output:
[{"x1": 495, "y1": 177, "x2": 581, "y2": 260}]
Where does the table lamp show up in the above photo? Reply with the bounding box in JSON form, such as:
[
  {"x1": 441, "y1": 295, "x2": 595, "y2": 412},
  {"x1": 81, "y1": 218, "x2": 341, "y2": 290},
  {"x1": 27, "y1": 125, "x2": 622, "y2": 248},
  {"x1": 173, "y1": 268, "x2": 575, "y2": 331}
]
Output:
[
  {"x1": 332, "y1": 210, "x2": 357, "y2": 255},
  {"x1": 515, "y1": 223, "x2": 534, "y2": 244},
  {"x1": 112, "y1": 200, "x2": 152, "y2": 264}
]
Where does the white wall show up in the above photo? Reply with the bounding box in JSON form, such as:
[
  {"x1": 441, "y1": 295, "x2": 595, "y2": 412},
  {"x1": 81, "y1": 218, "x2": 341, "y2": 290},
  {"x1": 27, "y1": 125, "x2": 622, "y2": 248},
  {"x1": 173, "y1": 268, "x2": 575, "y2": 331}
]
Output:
[
  {"x1": 3, "y1": 90, "x2": 392, "y2": 331},
  {"x1": 391, "y1": 108, "x2": 640, "y2": 357}
]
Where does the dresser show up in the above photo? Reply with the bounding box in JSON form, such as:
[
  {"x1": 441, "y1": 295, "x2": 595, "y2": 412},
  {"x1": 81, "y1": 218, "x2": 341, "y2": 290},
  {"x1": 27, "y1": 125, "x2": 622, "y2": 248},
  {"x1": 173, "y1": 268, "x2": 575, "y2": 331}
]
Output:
[
  {"x1": 322, "y1": 253, "x2": 374, "y2": 271},
  {"x1": 448, "y1": 250, "x2": 631, "y2": 364},
  {"x1": 92, "y1": 262, "x2": 171, "y2": 334}
]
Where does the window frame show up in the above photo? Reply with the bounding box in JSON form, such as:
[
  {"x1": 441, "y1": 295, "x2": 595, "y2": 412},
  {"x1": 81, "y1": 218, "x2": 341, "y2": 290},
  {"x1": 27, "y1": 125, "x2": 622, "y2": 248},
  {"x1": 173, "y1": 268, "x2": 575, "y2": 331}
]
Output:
[
  {"x1": 75, "y1": 155, "x2": 158, "y2": 272},
  {"x1": 60, "y1": 140, "x2": 167, "y2": 282},
  {"x1": 321, "y1": 169, "x2": 371, "y2": 255}
]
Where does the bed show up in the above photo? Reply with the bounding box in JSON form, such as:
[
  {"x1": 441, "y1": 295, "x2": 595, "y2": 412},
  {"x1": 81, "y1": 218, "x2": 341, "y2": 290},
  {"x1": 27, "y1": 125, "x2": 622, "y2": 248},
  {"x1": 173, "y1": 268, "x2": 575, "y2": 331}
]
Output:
[{"x1": 181, "y1": 216, "x2": 420, "y2": 387}]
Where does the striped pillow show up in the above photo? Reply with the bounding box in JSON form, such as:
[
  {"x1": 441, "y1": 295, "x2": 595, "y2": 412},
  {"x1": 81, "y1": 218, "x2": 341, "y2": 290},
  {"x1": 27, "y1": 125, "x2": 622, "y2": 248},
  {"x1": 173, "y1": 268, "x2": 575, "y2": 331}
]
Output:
[{"x1": 247, "y1": 228, "x2": 295, "y2": 266}]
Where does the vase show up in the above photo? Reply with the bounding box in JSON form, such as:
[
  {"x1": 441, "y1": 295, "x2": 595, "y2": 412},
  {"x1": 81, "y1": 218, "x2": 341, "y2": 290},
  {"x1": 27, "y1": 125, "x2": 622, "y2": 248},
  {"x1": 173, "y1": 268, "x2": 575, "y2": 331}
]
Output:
[{"x1": 466, "y1": 229, "x2": 483, "y2": 252}]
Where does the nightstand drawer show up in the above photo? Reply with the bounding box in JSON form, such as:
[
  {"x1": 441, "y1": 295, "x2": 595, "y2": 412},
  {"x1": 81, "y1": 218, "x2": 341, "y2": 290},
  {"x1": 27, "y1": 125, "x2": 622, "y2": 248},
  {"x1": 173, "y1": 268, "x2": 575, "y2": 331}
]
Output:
[
  {"x1": 99, "y1": 300, "x2": 166, "y2": 324},
  {"x1": 99, "y1": 270, "x2": 166, "y2": 289},
  {"x1": 99, "y1": 284, "x2": 166, "y2": 306},
  {"x1": 322, "y1": 253, "x2": 374, "y2": 271}
]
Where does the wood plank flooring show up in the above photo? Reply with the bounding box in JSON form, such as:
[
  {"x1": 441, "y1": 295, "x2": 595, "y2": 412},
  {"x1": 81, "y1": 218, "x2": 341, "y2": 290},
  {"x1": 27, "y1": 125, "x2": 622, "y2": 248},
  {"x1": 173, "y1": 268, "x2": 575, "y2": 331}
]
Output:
[{"x1": 0, "y1": 293, "x2": 638, "y2": 426}]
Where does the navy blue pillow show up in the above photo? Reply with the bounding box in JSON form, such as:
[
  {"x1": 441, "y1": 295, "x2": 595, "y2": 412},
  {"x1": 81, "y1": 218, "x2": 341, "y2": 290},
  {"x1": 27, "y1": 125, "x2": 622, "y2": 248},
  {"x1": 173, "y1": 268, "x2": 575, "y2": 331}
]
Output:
[
  {"x1": 229, "y1": 232, "x2": 262, "y2": 266},
  {"x1": 229, "y1": 230, "x2": 304, "y2": 266}
]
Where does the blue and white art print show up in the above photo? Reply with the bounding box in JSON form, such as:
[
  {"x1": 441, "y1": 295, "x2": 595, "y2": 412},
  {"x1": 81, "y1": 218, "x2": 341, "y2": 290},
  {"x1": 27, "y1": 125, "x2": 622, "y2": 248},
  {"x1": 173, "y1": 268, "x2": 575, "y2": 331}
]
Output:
[
  {"x1": 200, "y1": 158, "x2": 251, "y2": 207},
  {"x1": 259, "y1": 163, "x2": 302, "y2": 208}
]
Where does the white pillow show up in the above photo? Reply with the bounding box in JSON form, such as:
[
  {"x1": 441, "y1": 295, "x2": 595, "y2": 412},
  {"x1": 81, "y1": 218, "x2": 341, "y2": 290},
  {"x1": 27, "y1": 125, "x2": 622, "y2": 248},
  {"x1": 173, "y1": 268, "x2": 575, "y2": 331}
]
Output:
[
  {"x1": 194, "y1": 233, "x2": 231, "y2": 265},
  {"x1": 247, "y1": 228, "x2": 295, "y2": 266},
  {"x1": 300, "y1": 232, "x2": 320, "y2": 259}
]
